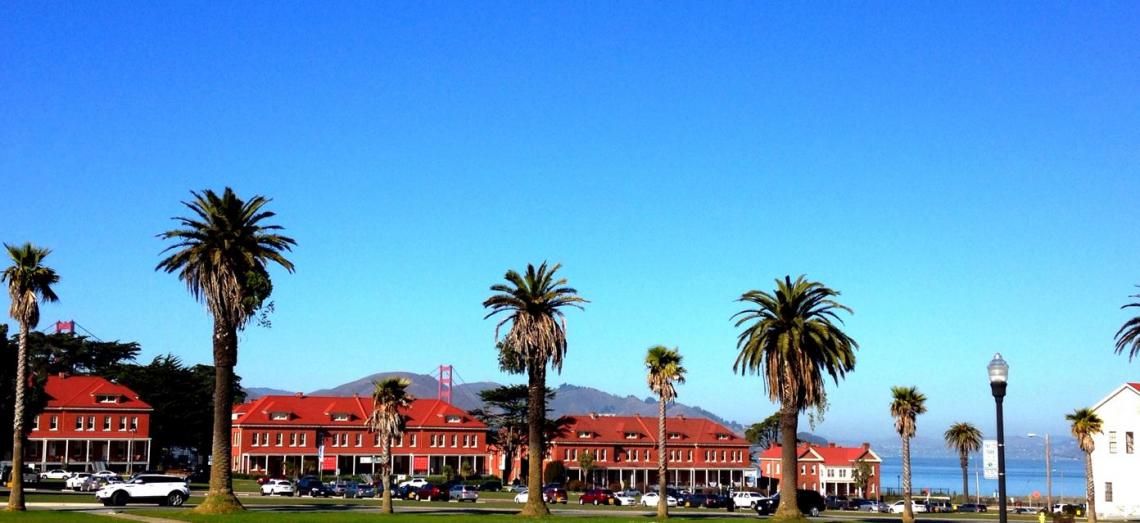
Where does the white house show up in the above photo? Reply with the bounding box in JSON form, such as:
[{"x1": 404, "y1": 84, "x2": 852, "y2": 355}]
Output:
[{"x1": 1090, "y1": 382, "x2": 1140, "y2": 519}]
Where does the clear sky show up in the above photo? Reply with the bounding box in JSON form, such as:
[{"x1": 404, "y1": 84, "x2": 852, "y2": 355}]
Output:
[{"x1": 2, "y1": 2, "x2": 1138, "y2": 441}]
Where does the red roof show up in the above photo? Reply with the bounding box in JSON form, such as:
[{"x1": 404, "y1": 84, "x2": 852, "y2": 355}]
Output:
[
  {"x1": 1128, "y1": 382, "x2": 1140, "y2": 392},
  {"x1": 758, "y1": 442, "x2": 880, "y2": 465},
  {"x1": 43, "y1": 375, "x2": 152, "y2": 410},
  {"x1": 553, "y1": 415, "x2": 745, "y2": 446},
  {"x1": 232, "y1": 395, "x2": 486, "y2": 429}
]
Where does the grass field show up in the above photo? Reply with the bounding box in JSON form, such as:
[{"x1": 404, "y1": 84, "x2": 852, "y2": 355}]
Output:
[{"x1": 0, "y1": 512, "x2": 111, "y2": 522}]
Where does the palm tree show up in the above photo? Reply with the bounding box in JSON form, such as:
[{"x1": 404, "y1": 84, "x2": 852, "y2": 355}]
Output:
[
  {"x1": 1066, "y1": 408, "x2": 1103, "y2": 523},
  {"x1": 646, "y1": 345, "x2": 686, "y2": 519},
  {"x1": 483, "y1": 262, "x2": 586, "y2": 516},
  {"x1": 1114, "y1": 287, "x2": 1140, "y2": 361},
  {"x1": 890, "y1": 386, "x2": 927, "y2": 523},
  {"x1": 367, "y1": 377, "x2": 414, "y2": 514},
  {"x1": 157, "y1": 188, "x2": 295, "y2": 513},
  {"x1": 3, "y1": 243, "x2": 59, "y2": 512},
  {"x1": 732, "y1": 275, "x2": 858, "y2": 519},
  {"x1": 943, "y1": 422, "x2": 982, "y2": 502}
]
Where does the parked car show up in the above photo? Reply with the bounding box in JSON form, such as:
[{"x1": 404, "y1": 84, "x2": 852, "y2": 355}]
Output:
[
  {"x1": 732, "y1": 491, "x2": 768, "y2": 509},
  {"x1": 579, "y1": 489, "x2": 615, "y2": 505},
  {"x1": 95, "y1": 474, "x2": 190, "y2": 507},
  {"x1": 450, "y1": 484, "x2": 479, "y2": 502},
  {"x1": 845, "y1": 498, "x2": 868, "y2": 510},
  {"x1": 640, "y1": 491, "x2": 678, "y2": 507},
  {"x1": 66, "y1": 473, "x2": 93, "y2": 490},
  {"x1": 339, "y1": 481, "x2": 365, "y2": 499},
  {"x1": 543, "y1": 487, "x2": 569, "y2": 504},
  {"x1": 260, "y1": 478, "x2": 295, "y2": 496},
  {"x1": 613, "y1": 492, "x2": 637, "y2": 506},
  {"x1": 505, "y1": 483, "x2": 527, "y2": 493},
  {"x1": 414, "y1": 483, "x2": 449, "y2": 501},
  {"x1": 356, "y1": 483, "x2": 376, "y2": 498},
  {"x1": 756, "y1": 490, "x2": 827, "y2": 517},
  {"x1": 1015, "y1": 507, "x2": 1038, "y2": 514},
  {"x1": 296, "y1": 476, "x2": 330, "y2": 497},
  {"x1": 392, "y1": 484, "x2": 418, "y2": 499},
  {"x1": 927, "y1": 499, "x2": 953, "y2": 513},
  {"x1": 40, "y1": 469, "x2": 72, "y2": 480},
  {"x1": 825, "y1": 495, "x2": 850, "y2": 510},
  {"x1": 682, "y1": 493, "x2": 720, "y2": 508},
  {"x1": 478, "y1": 480, "x2": 502, "y2": 491},
  {"x1": 513, "y1": 488, "x2": 529, "y2": 503},
  {"x1": 889, "y1": 500, "x2": 929, "y2": 513},
  {"x1": 856, "y1": 500, "x2": 888, "y2": 512},
  {"x1": 92, "y1": 470, "x2": 119, "y2": 480},
  {"x1": 958, "y1": 503, "x2": 988, "y2": 512},
  {"x1": 399, "y1": 477, "x2": 429, "y2": 489}
]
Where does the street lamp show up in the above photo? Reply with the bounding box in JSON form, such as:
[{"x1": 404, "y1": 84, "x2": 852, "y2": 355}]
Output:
[
  {"x1": 1027, "y1": 432, "x2": 1052, "y2": 512},
  {"x1": 989, "y1": 353, "x2": 1009, "y2": 523}
]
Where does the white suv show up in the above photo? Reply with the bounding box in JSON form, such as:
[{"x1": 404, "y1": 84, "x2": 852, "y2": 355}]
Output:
[
  {"x1": 732, "y1": 491, "x2": 767, "y2": 508},
  {"x1": 261, "y1": 478, "x2": 295, "y2": 496},
  {"x1": 399, "y1": 477, "x2": 428, "y2": 489},
  {"x1": 96, "y1": 474, "x2": 190, "y2": 506}
]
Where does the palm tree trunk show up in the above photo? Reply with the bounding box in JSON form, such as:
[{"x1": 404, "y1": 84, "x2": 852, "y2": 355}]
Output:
[
  {"x1": 1084, "y1": 451, "x2": 1096, "y2": 523},
  {"x1": 195, "y1": 321, "x2": 243, "y2": 513},
  {"x1": 6, "y1": 322, "x2": 29, "y2": 512},
  {"x1": 775, "y1": 401, "x2": 802, "y2": 518},
  {"x1": 381, "y1": 435, "x2": 393, "y2": 513},
  {"x1": 657, "y1": 395, "x2": 668, "y2": 519},
  {"x1": 902, "y1": 436, "x2": 914, "y2": 523},
  {"x1": 960, "y1": 453, "x2": 970, "y2": 502},
  {"x1": 520, "y1": 363, "x2": 550, "y2": 516}
]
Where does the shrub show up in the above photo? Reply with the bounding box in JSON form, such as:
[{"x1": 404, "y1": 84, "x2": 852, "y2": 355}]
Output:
[
  {"x1": 566, "y1": 479, "x2": 586, "y2": 492},
  {"x1": 543, "y1": 461, "x2": 567, "y2": 484}
]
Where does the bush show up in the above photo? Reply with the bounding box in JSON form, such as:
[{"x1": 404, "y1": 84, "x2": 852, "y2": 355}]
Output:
[
  {"x1": 543, "y1": 461, "x2": 567, "y2": 484},
  {"x1": 566, "y1": 479, "x2": 586, "y2": 492}
]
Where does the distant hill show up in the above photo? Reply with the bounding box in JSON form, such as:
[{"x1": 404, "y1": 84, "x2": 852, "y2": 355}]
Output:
[{"x1": 244, "y1": 372, "x2": 746, "y2": 433}]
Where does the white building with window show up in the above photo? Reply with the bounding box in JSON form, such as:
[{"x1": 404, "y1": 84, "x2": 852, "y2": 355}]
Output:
[{"x1": 1090, "y1": 382, "x2": 1140, "y2": 519}]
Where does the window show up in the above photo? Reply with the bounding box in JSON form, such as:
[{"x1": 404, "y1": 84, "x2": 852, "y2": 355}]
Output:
[
  {"x1": 97, "y1": 395, "x2": 118, "y2": 403},
  {"x1": 472, "y1": 435, "x2": 478, "y2": 447},
  {"x1": 577, "y1": 431, "x2": 592, "y2": 439},
  {"x1": 565, "y1": 449, "x2": 571, "y2": 460},
  {"x1": 301, "y1": 433, "x2": 307, "y2": 446},
  {"x1": 88, "y1": 416, "x2": 96, "y2": 431},
  {"x1": 600, "y1": 449, "x2": 606, "y2": 461},
  {"x1": 644, "y1": 450, "x2": 650, "y2": 461},
  {"x1": 801, "y1": 465, "x2": 806, "y2": 475},
  {"x1": 32, "y1": 417, "x2": 39, "y2": 431},
  {"x1": 233, "y1": 432, "x2": 240, "y2": 445},
  {"x1": 445, "y1": 415, "x2": 461, "y2": 423},
  {"x1": 775, "y1": 464, "x2": 780, "y2": 475},
  {"x1": 270, "y1": 412, "x2": 289, "y2": 421},
  {"x1": 356, "y1": 434, "x2": 363, "y2": 447},
  {"x1": 452, "y1": 435, "x2": 458, "y2": 447},
  {"x1": 76, "y1": 417, "x2": 85, "y2": 431},
  {"x1": 119, "y1": 416, "x2": 127, "y2": 431},
  {"x1": 1127, "y1": 432, "x2": 1134, "y2": 454},
  {"x1": 410, "y1": 434, "x2": 417, "y2": 447},
  {"x1": 766, "y1": 463, "x2": 771, "y2": 475},
  {"x1": 341, "y1": 434, "x2": 349, "y2": 446},
  {"x1": 668, "y1": 433, "x2": 681, "y2": 440},
  {"x1": 430, "y1": 435, "x2": 438, "y2": 448},
  {"x1": 252, "y1": 433, "x2": 260, "y2": 447},
  {"x1": 1109, "y1": 431, "x2": 1118, "y2": 453},
  {"x1": 332, "y1": 434, "x2": 339, "y2": 447},
  {"x1": 827, "y1": 469, "x2": 834, "y2": 478},
  {"x1": 50, "y1": 415, "x2": 58, "y2": 431},
  {"x1": 276, "y1": 433, "x2": 284, "y2": 447},
  {"x1": 395, "y1": 435, "x2": 404, "y2": 447},
  {"x1": 687, "y1": 450, "x2": 692, "y2": 462},
  {"x1": 1105, "y1": 482, "x2": 1113, "y2": 503},
  {"x1": 104, "y1": 416, "x2": 111, "y2": 431},
  {"x1": 290, "y1": 433, "x2": 298, "y2": 447},
  {"x1": 332, "y1": 413, "x2": 350, "y2": 422},
  {"x1": 131, "y1": 417, "x2": 138, "y2": 432},
  {"x1": 625, "y1": 432, "x2": 639, "y2": 439},
  {"x1": 717, "y1": 433, "x2": 730, "y2": 440}
]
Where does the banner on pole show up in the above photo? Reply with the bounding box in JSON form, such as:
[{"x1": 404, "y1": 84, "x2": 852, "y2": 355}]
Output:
[{"x1": 983, "y1": 439, "x2": 998, "y2": 480}]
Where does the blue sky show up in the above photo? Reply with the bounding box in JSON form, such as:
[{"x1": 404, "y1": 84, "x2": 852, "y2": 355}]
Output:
[{"x1": 2, "y1": 2, "x2": 1138, "y2": 441}]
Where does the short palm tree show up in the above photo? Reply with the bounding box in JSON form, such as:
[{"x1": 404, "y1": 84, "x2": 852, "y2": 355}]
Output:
[
  {"x1": 157, "y1": 188, "x2": 295, "y2": 513},
  {"x1": 3, "y1": 243, "x2": 59, "y2": 512},
  {"x1": 1066, "y1": 408, "x2": 1103, "y2": 523},
  {"x1": 1114, "y1": 288, "x2": 1140, "y2": 361},
  {"x1": 733, "y1": 275, "x2": 858, "y2": 519},
  {"x1": 646, "y1": 345, "x2": 686, "y2": 519},
  {"x1": 483, "y1": 262, "x2": 586, "y2": 517},
  {"x1": 943, "y1": 422, "x2": 982, "y2": 502},
  {"x1": 890, "y1": 386, "x2": 927, "y2": 523},
  {"x1": 367, "y1": 377, "x2": 414, "y2": 514}
]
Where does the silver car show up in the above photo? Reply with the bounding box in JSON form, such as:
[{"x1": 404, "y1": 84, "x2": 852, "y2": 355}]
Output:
[{"x1": 449, "y1": 484, "x2": 479, "y2": 502}]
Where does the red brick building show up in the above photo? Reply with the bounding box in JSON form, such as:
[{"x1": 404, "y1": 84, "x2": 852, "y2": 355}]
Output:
[
  {"x1": 506, "y1": 413, "x2": 752, "y2": 489},
  {"x1": 232, "y1": 394, "x2": 491, "y2": 477},
  {"x1": 757, "y1": 442, "x2": 882, "y2": 497},
  {"x1": 26, "y1": 374, "x2": 153, "y2": 473}
]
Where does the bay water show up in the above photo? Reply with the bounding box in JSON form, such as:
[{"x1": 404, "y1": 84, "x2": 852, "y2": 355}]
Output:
[{"x1": 879, "y1": 456, "x2": 1087, "y2": 501}]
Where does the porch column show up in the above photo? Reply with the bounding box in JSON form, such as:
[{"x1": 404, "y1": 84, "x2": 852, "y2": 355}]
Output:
[
  {"x1": 85, "y1": 441, "x2": 91, "y2": 469},
  {"x1": 41, "y1": 441, "x2": 48, "y2": 470},
  {"x1": 64, "y1": 440, "x2": 70, "y2": 466}
]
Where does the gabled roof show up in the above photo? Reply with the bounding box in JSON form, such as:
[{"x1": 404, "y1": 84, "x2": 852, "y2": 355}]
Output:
[
  {"x1": 1091, "y1": 382, "x2": 1140, "y2": 413},
  {"x1": 758, "y1": 442, "x2": 881, "y2": 465},
  {"x1": 552, "y1": 415, "x2": 745, "y2": 446},
  {"x1": 232, "y1": 395, "x2": 486, "y2": 429},
  {"x1": 43, "y1": 375, "x2": 152, "y2": 410}
]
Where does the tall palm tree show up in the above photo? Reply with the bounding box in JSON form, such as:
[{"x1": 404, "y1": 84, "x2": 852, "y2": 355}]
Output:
[
  {"x1": 367, "y1": 377, "x2": 414, "y2": 514},
  {"x1": 943, "y1": 422, "x2": 982, "y2": 502},
  {"x1": 646, "y1": 345, "x2": 686, "y2": 519},
  {"x1": 483, "y1": 262, "x2": 586, "y2": 517},
  {"x1": 890, "y1": 386, "x2": 927, "y2": 523},
  {"x1": 732, "y1": 275, "x2": 858, "y2": 519},
  {"x1": 1066, "y1": 408, "x2": 1103, "y2": 523},
  {"x1": 1114, "y1": 287, "x2": 1140, "y2": 361},
  {"x1": 3, "y1": 243, "x2": 59, "y2": 512},
  {"x1": 157, "y1": 188, "x2": 295, "y2": 513}
]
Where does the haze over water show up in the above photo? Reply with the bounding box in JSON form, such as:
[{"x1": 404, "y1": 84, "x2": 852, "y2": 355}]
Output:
[{"x1": 880, "y1": 456, "x2": 1086, "y2": 500}]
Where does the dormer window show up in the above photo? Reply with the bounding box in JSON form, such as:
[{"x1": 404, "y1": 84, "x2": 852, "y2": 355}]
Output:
[
  {"x1": 445, "y1": 415, "x2": 462, "y2": 424},
  {"x1": 96, "y1": 395, "x2": 119, "y2": 404},
  {"x1": 668, "y1": 433, "x2": 682, "y2": 440},
  {"x1": 331, "y1": 413, "x2": 351, "y2": 422},
  {"x1": 577, "y1": 431, "x2": 592, "y2": 439},
  {"x1": 270, "y1": 412, "x2": 290, "y2": 421},
  {"x1": 624, "y1": 432, "x2": 639, "y2": 440},
  {"x1": 716, "y1": 433, "x2": 731, "y2": 440}
]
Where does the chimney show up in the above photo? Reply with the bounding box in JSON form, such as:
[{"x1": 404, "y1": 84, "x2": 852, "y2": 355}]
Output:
[
  {"x1": 58, "y1": 372, "x2": 67, "y2": 379},
  {"x1": 589, "y1": 412, "x2": 597, "y2": 419},
  {"x1": 295, "y1": 392, "x2": 304, "y2": 398},
  {"x1": 829, "y1": 443, "x2": 837, "y2": 448},
  {"x1": 861, "y1": 442, "x2": 870, "y2": 450}
]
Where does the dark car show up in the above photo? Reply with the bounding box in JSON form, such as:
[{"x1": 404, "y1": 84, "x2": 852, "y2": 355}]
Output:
[
  {"x1": 580, "y1": 489, "x2": 615, "y2": 505},
  {"x1": 844, "y1": 498, "x2": 867, "y2": 510},
  {"x1": 296, "y1": 476, "x2": 330, "y2": 497},
  {"x1": 478, "y1": 480, "x2": 502, "y2": 491},
  {"x1": 826, "y1": 495, "x2": 849, "y2": 510},
  {"x1": 958, "y1": 503, "x2": 988, "y2": 513},
  {"x1": 414, "y1": 483, "x2": 450, "y2": 501},
  {"x1": 756, "y1": 490, "x2": 827, "y2": 517},
  {"x1": 390, "y1": 484, "x2": 418, "y2": 499},
  {"x1": 543, "y1": 487, "x2": 569, "y2": 504},
  {"x1": 704, "y1": 494, "x2": 729, "y2": 509},
  {"x1": 683, "y1": 493, "x2": 725, "y2": 508}
]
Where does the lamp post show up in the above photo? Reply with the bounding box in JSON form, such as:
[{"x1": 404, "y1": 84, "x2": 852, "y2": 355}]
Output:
[
  {"x1": 1027, "y1": 432, "x2": 1052, "y2": 512},
  {"x1": 989, "y1": 353, "x2": 1009, "y2": 523}
]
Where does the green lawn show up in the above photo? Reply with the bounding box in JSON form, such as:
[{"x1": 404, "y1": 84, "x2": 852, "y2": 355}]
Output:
[
  {"x1": 128, "y1": 511, "x2": 755, "y2": 522},
  {"x1": 0, "y1": 512, "x2": 111, "y2": 522}
]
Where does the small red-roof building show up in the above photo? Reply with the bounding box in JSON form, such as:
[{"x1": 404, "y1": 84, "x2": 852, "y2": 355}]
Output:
[
  {"x1": 512, "y1": 413, "x2": 752, "y2": 490},
  {"x1": 25, "y1": 374, "x2": 153, "y2": 473},
  {"x1": 757, "y1": 442, "x2": 882, "y2": 497},
  {"x1": 231, "y1": 394, "x2": 491, "y2": 477}
]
